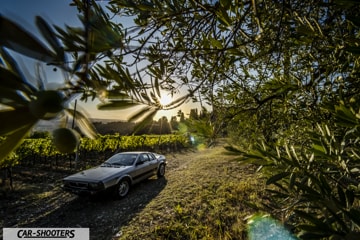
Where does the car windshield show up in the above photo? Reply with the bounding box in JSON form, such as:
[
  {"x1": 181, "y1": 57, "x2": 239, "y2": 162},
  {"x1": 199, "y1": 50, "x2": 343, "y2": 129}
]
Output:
[{"x1": 104, "y1": 153, "x2": 138, "y2": 166}]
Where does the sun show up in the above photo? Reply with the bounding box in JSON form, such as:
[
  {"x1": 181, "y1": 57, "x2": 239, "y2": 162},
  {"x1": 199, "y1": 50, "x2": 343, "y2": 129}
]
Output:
[{"x1": 159, "y1": 94, "x2": 172, "y2": 107}]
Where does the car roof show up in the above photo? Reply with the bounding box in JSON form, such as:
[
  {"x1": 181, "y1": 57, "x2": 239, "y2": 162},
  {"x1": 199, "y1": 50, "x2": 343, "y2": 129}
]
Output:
[{"x1": 117, "y1": 151, "x2": 152, "y2": 154}]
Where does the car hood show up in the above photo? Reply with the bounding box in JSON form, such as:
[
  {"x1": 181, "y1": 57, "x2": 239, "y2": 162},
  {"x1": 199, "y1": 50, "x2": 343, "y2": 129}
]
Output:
[{"x1": 63, "y1": 166, "x2": 130, "y2": 182}]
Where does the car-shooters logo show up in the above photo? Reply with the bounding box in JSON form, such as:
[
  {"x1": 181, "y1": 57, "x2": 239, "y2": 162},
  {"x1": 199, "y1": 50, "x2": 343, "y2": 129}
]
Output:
[{"x1": 3, "y1": 228, "x2": 89, "y2": 240}]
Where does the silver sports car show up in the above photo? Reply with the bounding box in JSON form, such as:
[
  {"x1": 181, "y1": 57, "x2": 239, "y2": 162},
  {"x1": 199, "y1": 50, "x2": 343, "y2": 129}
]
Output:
[{"x1": 63, "y1": 151, "x2": 166, "y2": 198}]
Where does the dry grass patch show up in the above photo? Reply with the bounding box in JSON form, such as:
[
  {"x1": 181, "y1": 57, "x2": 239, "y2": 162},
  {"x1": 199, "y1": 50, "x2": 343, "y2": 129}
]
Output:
[{"x1": 116, "y1": 146, "x2": 265, "y2": 240}]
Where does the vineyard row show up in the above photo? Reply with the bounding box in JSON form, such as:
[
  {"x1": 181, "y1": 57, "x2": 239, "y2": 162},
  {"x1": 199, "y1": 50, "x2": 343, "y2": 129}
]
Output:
[{"x1": 2, "y1": 134, "x2": 191, "y2": 169}]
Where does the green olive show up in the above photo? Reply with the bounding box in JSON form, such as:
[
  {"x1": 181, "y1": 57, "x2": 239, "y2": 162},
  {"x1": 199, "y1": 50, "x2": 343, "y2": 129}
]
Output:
[
  {"x1": 52, "y1": 128, "x2": 79, "y2": 154},
  {"x1": 29, "y1": 90, "x2": 64, "y2": 120}
]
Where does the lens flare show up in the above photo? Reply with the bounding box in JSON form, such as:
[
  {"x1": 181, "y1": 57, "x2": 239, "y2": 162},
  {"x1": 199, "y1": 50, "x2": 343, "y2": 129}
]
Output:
[{"x1": 247, "y1": 214, "x2": 297, "y2": 240}]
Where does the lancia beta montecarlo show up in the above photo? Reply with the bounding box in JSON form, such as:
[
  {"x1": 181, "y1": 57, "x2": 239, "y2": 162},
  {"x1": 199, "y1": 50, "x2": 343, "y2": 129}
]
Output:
[{"x1": 63, "y1": 151, "x2": 166, "y2": 198}]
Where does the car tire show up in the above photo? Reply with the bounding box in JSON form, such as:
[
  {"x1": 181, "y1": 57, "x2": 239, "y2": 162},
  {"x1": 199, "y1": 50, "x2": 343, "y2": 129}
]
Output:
[
  {"x1": 116, "y1": 179, "x2": 130, "y2": 198},
  {"x1": 157, "y1": 164, "x2": 165, "y2": 178}
]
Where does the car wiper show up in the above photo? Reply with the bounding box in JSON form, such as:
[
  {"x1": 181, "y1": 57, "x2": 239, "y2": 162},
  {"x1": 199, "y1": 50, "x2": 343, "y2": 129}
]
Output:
[
  {"x1": 112, "y1": 162, "x2": 125, "y2": 167},
  {"x1": 101, "y1": 162, "x2": 113, "y2": 167}
]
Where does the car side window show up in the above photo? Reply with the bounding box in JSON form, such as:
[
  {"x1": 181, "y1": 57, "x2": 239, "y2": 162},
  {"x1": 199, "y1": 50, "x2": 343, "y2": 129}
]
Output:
[
  {"x1": 148, "y1": 153, "x2": 156, "y2": 161},
  {"x1": 137, "y1": 154, "x2": 146, "y2": 164},
  {"x1": 142, "y1": 154, "x2": 150, "y2": 162}
]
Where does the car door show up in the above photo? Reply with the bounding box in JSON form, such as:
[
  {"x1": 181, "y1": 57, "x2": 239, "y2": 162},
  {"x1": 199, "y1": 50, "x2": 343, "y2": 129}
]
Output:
[
  {"x1": 141, "y1": 153, "x2": 156, "y2": 173},
  {"x1": 132, "y1": 153, "x2": 152, "y2": 182},
  {"x1": 147, "y1": 153, "x2": 159, "y2": 171}
]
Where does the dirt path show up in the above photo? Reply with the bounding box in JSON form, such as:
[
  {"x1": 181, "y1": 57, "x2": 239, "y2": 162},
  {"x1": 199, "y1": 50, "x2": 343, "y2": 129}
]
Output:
[{"x1": 0, "y1": 145, "x2": 263, "y2": 240}]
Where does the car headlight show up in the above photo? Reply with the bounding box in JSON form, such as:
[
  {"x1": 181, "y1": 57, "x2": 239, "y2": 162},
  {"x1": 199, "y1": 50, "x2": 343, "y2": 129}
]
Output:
[{"x1": 88, "y1": 182, "x2": 104, "y2": 190}]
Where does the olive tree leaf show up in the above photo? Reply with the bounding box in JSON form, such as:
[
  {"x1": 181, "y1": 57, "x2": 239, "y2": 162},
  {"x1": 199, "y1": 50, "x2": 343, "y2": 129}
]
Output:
[
  {"x1": 0, "y1": 108, "x2": 38, "y2": 135},
  {"x1": 140, "y1": 92, "x2": 152, "y2": 104},
  {"x1": 64, "y1": 108, "x2": 97, "y2": 139},
  {"x1": 127, "y1": 106, "x2": 154, "y2": 122},
  {"x1": 35, "y1": 16, "x2": 66, "y2": 64},
  {"x1": 220, "y1": 0, "x2": 231, "y2": 9},
  {"x1": 161, "y1": 95, "x2": 189, "y2": 110},
  {"x1": 0, "y1": 67, "x2": 35, "y2": 96},
  {"x1": 215, "y1": 6, "x2": 232, "y2": 27},
  {"x1": 150, "y1": 91, "x2": 160, "y2": 106},
  {"x1": 347, "y1": 209, "x2": 360, "y2": 226},
  {"x1": 266, "y1": 172, "x2": 291, "y2": 185},
  {"x1": 0, "y1": 87, "x2": 29, "y2": 108},
  {"x1": 334, "y1": 104, "x2": 358, "y2": 127},
  {"x1": 0, "y1": 122, "x2": 36, "y2": 164},
  {"x1": 0, "y1": 15, "x2": 56, "y2": 62},
  {"x1": 346, "y1": 189, "x2": 355, "y2": 207},
  {"x1": 224, "y1": 145, "x2": 244, "y2": 155},
  {"x1": 97, "y1": 100, "x2": 140, "y2": 110},
  {"x1": 210, "y1": 37, "x2": 223, "y2": 49},
  {"x1": 152, "y1": 76, "x2": 161, "y2": 99},
  {"x1": 132, "y1": 108, "x2": 158, "y2": 134},
  {"x1": 337, "y1": 185, "x2": 347, "y2": 208},
  {"x1": 0, "y1": 47, "x2": 37, "y2": 92},
  {"x1": 294, "y1": 210, "x2": 331, "y2": 231},
  {"x1": 106, "y1": 90, "x2": 132, "y2": 100}
]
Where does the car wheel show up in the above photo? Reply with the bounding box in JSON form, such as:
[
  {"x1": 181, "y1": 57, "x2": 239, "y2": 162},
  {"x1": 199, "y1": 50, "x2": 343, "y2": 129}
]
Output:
[
  {"x1": 116, "y1": 179, "x2": 130, "y2": 198},
  {"x1": 157, "y1": 164, "x2": 165, "y2": 178}
]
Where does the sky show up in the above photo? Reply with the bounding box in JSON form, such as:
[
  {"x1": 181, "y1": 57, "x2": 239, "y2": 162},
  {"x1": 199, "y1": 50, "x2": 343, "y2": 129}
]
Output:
[{"x1": 1, "y1": 0, "x2": 200, "y2": 121}]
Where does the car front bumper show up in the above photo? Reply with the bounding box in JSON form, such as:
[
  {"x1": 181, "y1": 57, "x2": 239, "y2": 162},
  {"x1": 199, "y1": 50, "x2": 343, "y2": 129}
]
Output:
[{"x1": 63, "y1": 181, "x2": 105, "y2": 196}]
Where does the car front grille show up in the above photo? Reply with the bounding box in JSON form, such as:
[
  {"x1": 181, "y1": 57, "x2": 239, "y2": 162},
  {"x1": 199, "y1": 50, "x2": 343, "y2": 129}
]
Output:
[{"x1": 67, "y1": 182, "x2": 88, "y2": 189}]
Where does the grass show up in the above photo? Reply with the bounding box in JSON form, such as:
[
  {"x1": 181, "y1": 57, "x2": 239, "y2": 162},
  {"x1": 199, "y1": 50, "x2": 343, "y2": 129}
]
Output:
[
  {"x1": 116, "y1": 145, "x2": 266, "y2": 240},
  {"x1": 1, "y1": 142, "x2": 267, "y2": 240}
]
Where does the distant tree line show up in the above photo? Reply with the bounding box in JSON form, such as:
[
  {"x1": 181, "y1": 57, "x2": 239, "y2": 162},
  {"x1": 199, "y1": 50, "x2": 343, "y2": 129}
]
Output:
[{"x1": 92, "y1": 108, "x2": 200, "y2": 135}]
